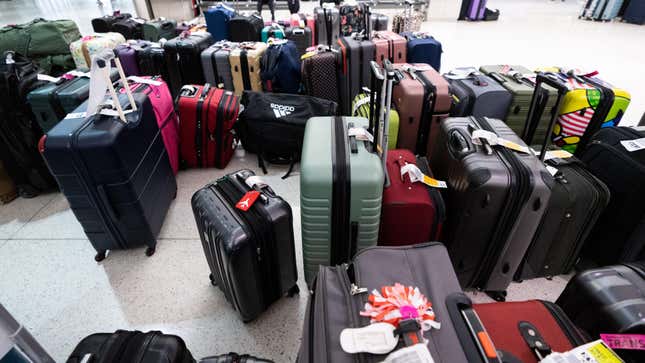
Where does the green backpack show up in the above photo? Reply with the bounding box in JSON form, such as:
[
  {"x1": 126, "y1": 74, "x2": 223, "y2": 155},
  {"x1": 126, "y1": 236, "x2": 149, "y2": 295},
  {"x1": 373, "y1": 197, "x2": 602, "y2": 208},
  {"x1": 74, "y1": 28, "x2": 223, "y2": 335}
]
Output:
[{"x1": 0, "y1": 18, "x2": 81, "y2": 75}]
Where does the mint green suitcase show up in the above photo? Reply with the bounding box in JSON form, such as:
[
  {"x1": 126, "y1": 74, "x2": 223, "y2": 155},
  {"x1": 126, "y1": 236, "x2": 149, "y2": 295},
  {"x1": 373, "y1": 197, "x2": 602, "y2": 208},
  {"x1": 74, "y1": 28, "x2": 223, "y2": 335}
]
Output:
[{"x1": 300, "y1": 116, "x2": 384, "y2": 285}]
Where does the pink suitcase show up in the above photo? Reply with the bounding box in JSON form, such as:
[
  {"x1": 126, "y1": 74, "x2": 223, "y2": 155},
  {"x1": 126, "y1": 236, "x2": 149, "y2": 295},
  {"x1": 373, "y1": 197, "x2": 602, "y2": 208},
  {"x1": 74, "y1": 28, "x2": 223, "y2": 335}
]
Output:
[
  {"x1": 124, "y1": 77, "x2": 180, "y2": 174},
  {"x1": 372, "y1": 31, "x2": 407, "y2": 66}
]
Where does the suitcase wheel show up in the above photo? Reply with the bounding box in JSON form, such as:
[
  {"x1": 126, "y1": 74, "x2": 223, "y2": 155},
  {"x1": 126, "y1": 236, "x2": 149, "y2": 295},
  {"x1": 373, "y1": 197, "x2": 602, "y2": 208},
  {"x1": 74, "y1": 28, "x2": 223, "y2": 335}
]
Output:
[
  {"x1": 209, "y1": 273, "x2": 217, "y2": 286},
  {"x1": 287, "y1": 284, "x2": 300, "y2": 297},
  {"x1": 95, "y1": 251, "x2": 107, "y2": 262},
  {"x1": 145, "y1": 246, "x2": 156, "y2": 257},
  {"x1": 485, "y1": 290, "x2": 507, "y2": 302}
]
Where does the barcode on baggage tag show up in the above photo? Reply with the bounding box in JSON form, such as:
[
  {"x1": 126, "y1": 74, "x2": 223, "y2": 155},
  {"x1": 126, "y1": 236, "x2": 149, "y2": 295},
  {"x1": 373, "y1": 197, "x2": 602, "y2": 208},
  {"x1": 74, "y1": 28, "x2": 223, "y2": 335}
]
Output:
[{"x1": 620, "y1": 138, "x2": 645, "y2": 152}]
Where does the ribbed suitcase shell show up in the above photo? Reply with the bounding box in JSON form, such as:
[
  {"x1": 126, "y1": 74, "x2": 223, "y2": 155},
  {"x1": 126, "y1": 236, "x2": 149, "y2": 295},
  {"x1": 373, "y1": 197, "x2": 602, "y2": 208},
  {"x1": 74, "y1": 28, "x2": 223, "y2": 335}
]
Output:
[
  {"x1": 430, "y1": 116, "x2": 551, "y2": 293},
  {"x1": 163, "y1": 33, "x2": 214, "y2": 97},
  {"x1": 447, "y1": 73, "x2": 512, "y2": 120},
  {"x1": 337, "y1": 36, "x2": 375, "y2": 115},
  {"x1": 372, "y1": 31, "x2": 406, "y2": 66},
  {"x1": 201, "y1": 42, "x2": 237, "y2": 91},
  {"x1": 192, "y1": 170, "x2": 298, "y2": 322},
  {"x1": 41, "y1": 93, "x2": 177, "y2": 259},
  {"x1": 314, "y1": 7, "x2": 340, "y2": 47},
  {"x1": 401, "y1": 32, "x2": 442, "y2": 72},
  {"x1": 230, "y1": 42, "x2": 267, "y2": 96},
  {"x1": 300, "y1": 116, "x2": 383, "y2": 285}
]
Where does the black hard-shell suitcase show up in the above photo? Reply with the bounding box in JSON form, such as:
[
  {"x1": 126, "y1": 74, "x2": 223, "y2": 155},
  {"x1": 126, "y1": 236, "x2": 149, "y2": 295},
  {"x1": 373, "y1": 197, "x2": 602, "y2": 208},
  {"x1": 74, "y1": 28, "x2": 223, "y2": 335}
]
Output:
[
  {"x1": 66, "y1": 330, "x2": 195, "y2": 363},
  {"x1": 516, "y1": 73, "x2": 610, "y2": 280},
  {"x1": 298, "y1": 243, "x2": 501, "y2": 363},
  {"x1": 578, "y1": 126, "x2": 645, "y2": 267},
  {"x1": 40, "y1": 57, "x2": 177, "y2": 261},
  {"x1": 191, "y1": 169, "x2": 299, "y2": 322},
  {"x1": 164, "y1": 33, "x2": 214, "y2": 97},
  {"x1": 91, "y1": 12, "x2": 132, "y2": 33},
  {"x1": 337, "y1": 34, "x2": 375, "y2": 115},
  {"x1": 429, "y1": 116, "x2": 551, "y2": 299},
  {"x1": 137, "y1": 45, "x2": 170, "y2": 81},
  {"x1": 112, "y1": 17, "x2": 145, "y2": 39},
  {"x1": 228, "y1": 13, "x2": 264, "y2": 42},
  {"x1": 445, "y1": 70, "x2": 512, "y2": 120}
]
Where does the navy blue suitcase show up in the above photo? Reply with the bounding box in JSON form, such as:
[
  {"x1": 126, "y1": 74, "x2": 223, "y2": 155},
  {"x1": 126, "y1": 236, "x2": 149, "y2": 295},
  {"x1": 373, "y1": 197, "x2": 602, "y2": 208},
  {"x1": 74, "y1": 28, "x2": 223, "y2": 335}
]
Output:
[
  {"x1": 623, "y1": 0, "x2": 645, "y2": 24},
  {"x1": 401, "y1": 32, "x2": 442, "y2": 71}
]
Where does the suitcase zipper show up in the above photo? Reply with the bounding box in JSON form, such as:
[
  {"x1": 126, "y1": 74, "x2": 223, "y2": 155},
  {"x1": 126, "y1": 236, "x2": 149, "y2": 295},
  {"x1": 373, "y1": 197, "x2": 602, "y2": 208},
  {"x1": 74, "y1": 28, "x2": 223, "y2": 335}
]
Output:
[
  {"x1": 195, "y1": 85, "x2": 211, "y2": 167},
  {"x1": 541, "y1": 301, "x2": 587, "y2": 347},
  {"x1": 415, "y1": 70, "x2": 438, "y2": 155},
  {"x1": 337, "y1": 265, "x2": 367, "y2": 363},
  {"x1": 214, "y1": 91, "x2": 232, "y2": 168}
]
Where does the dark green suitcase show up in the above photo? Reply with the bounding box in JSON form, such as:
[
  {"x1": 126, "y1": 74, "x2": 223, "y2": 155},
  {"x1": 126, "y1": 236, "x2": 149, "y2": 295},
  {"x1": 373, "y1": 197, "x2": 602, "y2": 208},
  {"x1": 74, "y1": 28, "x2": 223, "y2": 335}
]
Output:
[{"x1": 142, "y1": 19, "x2": 178, "y2": 42}]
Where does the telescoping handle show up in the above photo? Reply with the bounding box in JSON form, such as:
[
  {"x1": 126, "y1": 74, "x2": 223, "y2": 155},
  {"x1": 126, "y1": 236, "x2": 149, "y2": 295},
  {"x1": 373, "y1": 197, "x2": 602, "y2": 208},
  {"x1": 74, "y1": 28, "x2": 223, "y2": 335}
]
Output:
[
  {"x1": 523, "y1": 72, "x2": 569, "y2": 162},
  {"x1": 370, "y1": 60, "x2": 395, "y2": 187},
  {"x1": 92, "y1": 49, "x2": 137, "y2": 123}
]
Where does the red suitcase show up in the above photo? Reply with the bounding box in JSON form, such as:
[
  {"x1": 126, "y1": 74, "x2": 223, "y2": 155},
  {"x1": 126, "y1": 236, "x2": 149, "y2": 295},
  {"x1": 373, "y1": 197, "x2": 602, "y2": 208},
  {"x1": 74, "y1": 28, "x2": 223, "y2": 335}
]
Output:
[
  {"x1": 474, "y1": 300, "x2": 588, "y2": 363},
  {"x1": 176, "y1": 84, "x2": 239, "y2": 169},
  {"x1": 378, "y1": 149, "x2": 445, "y2": 246},
  {"x1": 372, "y1": 31, "x2": 407, "y2": 66},
  {"x1": 392, "y1": 63, "x2": 451, "y2": 157}
]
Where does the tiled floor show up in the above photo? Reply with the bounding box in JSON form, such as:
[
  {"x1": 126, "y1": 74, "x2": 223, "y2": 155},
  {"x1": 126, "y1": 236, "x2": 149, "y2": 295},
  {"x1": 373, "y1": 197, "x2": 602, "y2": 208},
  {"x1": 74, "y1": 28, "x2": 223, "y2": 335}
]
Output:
[{"x1": 1, "y1": 0, "x2": 644, "y2": 361}]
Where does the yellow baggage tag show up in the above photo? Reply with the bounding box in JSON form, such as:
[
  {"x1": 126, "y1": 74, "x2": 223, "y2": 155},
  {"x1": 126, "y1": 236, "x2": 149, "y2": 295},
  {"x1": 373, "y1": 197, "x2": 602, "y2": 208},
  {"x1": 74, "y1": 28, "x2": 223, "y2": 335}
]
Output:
[
  {"x1": 422, "y1": 175, "x2": 447, "y2": 189},
  {"x1": 498, "y1": 139, "x2": 530, "y2": 154},
  {"x1": 301, "y1": 51, "x2": 316, "y2": 60},
  {"x1": 543, "y1": 149, "x2": 573, "y2": 160}
]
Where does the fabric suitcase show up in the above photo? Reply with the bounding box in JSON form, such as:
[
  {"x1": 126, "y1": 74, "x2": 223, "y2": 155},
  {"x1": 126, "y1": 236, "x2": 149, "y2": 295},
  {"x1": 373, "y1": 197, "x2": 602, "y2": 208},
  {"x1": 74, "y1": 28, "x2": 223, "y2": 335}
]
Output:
[
  {"x1": 115, "y1": 41, "x2": 151, "y2": 76},
  {"x1": 66, "y1": 330, "x2": 194, "y2": 363},
  {"x1": 284, "y1": 26, "x2": 312, "y2": 57},
  {"x1": 370, "y1": 13, "x2": 389, "y2": 31},
  {"x1": 69, "y1": 33, "x2": 125, "y2": 70},
  {"x1": 577, "y1": 126, "x2": 645, "y2": 266},
  {"x1": 191, "y1": 170, "x2": 299, "y2": 322},
  {"x1": 201, "y1": 353, "x2": 273, "y2": 363},
  {"x1": 401, "y1": 32, "x2": 442, "y2": 72},
  {"x1": 351, "y1": 91, "x2": 399, "y2": 150},
  {"x1": 474, "y1": 300, "x2": 588, "y2": 363},
  {"x1": 298, "y1": 243, "x2": 502, "y2": 363},
  {"x1": 40, "y1": 59, "x2": 177, "y2": 261},
  {"x1": 201, "y1": 41, "x2": 237, "y2": 91},
  {"x1": 301, "y1": 50, "x2": 339, "y2": 104},
  {"x1": 229, "y1": 13, "x2": 264, "y2": 42},
  {"x1": 260, "y1": 40, "x2": 301, "y2": 94},
  {"x1": 261, "y1": 24, "x2": 286, "y2": 42},
  {"x1": 163, "y1": 33, "x2": 214, "y2": 97},
  {"x1": 176, "y1": 84, "x2": 239, "y2": 169},
  {"x1": 445, "y1": 69, "x2": 513, "y2": 120},
  {"x1": 112, "y1": 17, "x2": 145, "y2": 40},
  {"x1": 392, "y1": 63, "x2": 451, "y2": 158},
  {"x1": 337, "y1": 35, "x2": 375, "y2": 115},
  {"x1": 137, "y1": 45, "x2": 169, "y2": 81},
  {"x1": 314, "y1": 6, "x2": 340, "y2": 47},
  {"x1": 91, "y1": 12, "x2": 131, "y2": 33},
  {"x1": 143, "y1": 18, "x2": 177, "y2": 41},
  {"x1": 205, "y1": 4, "x2": 236, "y2": 41},
  {"x1": 0, "y1": 160, "x2": 17, "y2": 204},
  {"x1": 378, "y1": 150, "x2": 445, "y2": 246},
  {"x1": 372, "y1": 31, "x2": 406, "y2": 66},
  {"x1": 429, "y1": 116, "x2": 551, "y2": 298},
  {"x1": 230, "y1": 42, "x2": 268, "y2": 96},
  {"x1": 623, "y1": 0, "x2": 645, "y2": 24}
]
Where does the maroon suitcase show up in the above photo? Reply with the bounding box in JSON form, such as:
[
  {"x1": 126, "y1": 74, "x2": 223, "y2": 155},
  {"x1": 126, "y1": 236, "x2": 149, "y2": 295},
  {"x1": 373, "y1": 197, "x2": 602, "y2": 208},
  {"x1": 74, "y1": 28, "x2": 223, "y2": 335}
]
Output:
[
  {"x1": 378, "y1": 149, "x2": 445, "y2": 246},
  {"x1": 372, "y1": 31, "x2": 407, "y2": 66}
]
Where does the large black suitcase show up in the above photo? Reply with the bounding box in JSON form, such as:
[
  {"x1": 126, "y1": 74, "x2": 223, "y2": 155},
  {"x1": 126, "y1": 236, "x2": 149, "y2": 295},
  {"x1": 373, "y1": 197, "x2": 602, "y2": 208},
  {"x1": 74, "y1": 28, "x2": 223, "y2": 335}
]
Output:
[
  {"x1": 66, "y1": 330, "x2": 195, "y2": 363},
  {"x1": 164, "y1": 33, "x2": 214, "y2": 97},
  {"x1": 516, "y1": 73, "x2": 610, "y2": 280},
  {"x1": 578, "y1": 125, "x2": 645, "y2": 267},
  {"x1": 191, "y1": 169, "x2": 299, "y2": 322},
  {"x1": 337, "y1": 34, "x2": 375, "y2": 115},
  {"x1": 228, "y1": 13, "x2": 264, "y2": 42},
  {"x1": 40, "y1": 57, "x2": 177, "y2": 261},
  {"x1": 137, "y1": 45, "x2": 170, "y2": 81},
  {"x1": 91, "y1": 12, "x2": 132, "y2": 33},
  {"x1": 429, "y1": 116, "x2": 551, "y2": 300},
  {"x1": 112, "y1": 17, "x2": 145, "y2": 39}
]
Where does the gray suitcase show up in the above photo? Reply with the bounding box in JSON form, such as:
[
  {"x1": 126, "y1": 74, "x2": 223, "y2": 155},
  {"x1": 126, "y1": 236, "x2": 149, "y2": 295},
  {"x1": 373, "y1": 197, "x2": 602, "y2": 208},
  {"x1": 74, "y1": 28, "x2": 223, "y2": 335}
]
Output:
[
  {"x1": 298, "y1": 243, "x2": 500, "y2": 363},
  {"x1": 314, "y1": 6, "x2": 340, "y2": 47},
  {"x1": 429, "y1": 116, "x2": 551, "y2": 300},
  {"x1": 370, "y1": 13, "x2": 389, "y2": 31},
  {"x1": 445, "y1": 69, "x2": 512, "y2": 120},
  {"x1": 201, "y1": 41, "x2": 237, "y2": 91},
  {"x1": 285, "y1": 26, "x2": 312, "y2": 58},
  {"x1": 338, "y1": 34, "x2": 375, "y2": 115}
]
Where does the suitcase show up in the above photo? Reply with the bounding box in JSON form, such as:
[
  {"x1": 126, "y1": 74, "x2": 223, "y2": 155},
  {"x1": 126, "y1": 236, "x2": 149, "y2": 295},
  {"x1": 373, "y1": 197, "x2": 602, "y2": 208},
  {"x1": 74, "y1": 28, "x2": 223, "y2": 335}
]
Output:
[
  {"x1": 400, "y1": 32, "x2": 442, "y2": 72},
  {"x1": 201, "y1": 41, "x2": 237, "y2": 91},
  {"x1": 370, "y1": 13, "x2": 389, "y2": 31},
  {"x1": 205, "y1": 4, "x2": 236, "y2": 41},
  {"x1": 91, "y1": 12, "x2": 132, "y2": 33},
  {"x1": 298, "y1": 243, "x2": 503, "y2": 363},
  {"x1": 261, "y1": 24, "x2": 286, "y2": 42},
  {"x1": 69, "y1": 33, "x2": 126, "y2": 70},
  {"x1": 27, "y1": 69, "x2": 118, "y2": 133},
  {"x1": 378, "y1": 150, "x2": 445, "y2": 246},
  {"x1": 0, "y1": 159, "x2": 17, "y2": 204},
  {"x1": 429, "y1": 116, "x2": 551, "y2": 299},
  {"x1": 66, "y1": 330, "x2": 195, "y2": 363},
  {"x1": 291, "y1": 13, "x2": 316, "y2": 45},
  {"x1": 191, "y1": 169, "x2": 299, "y2": 322},
  {"x1": 479, "y1": 65, "x2": 559, "y2": 145},
  {"x1": 337, "y1": 34, "x2": 375, "y2": 115},
  {"x1": 578, "y1": 126, "x2": 645, "y2": 266},
  {"x1": 474, "y1": 300, "x2": 588, "y2": 363},
  {"x1": 1, "y1": 303, "x2": 55, "y2": 363},
  {"x1": 229, "y1": 42, "x2": 268, "y2": 96},
  {"x1": 372, "y1": 31, "x2": 406, "y2": 66},
  {"x1": 115, "y1": 41, "x2": 151, "y2": 76},
  {"x1": 623, "y1": 0, "x2": 645, "y2": 24},
  {"x1": 464, "y1": 0, "x2": 488, "y2": 20},
  {"x1": 314, "y1": 6, "x2": 340, "y2": 47},
  {"x1": 445, "y1": 69, "x2": 513, "y2": 120},
  {"x1": 339, "y1": 4, "x2": 366, "y2": 36},
  {"x1": 163, "y1": 33, "x2": 214, "y2": 97},
  {"x1": 228, "y1": 13, "x2": 264, "y2": 42},
  {"x1": 137, "y1": 44, "x2": 169, "y2": 81},
  {"x1": 201, "y1": 353, "x2": 273, "y2": 363},
  {"x1": 260, "y1": 40, "x2": 301, "y2": 94},
  {"x1": 515, "y1": 73, "x2": 610, "y2": 280},
  {"x1": 392, "y1": 63, "x2": 451, "y2": 158},
  {"x1": 40, "y1": 56, "x2": 177, "y2": 261},
  {"x1": 176, "y1": 84, "x2": 239, "y2": 169},
  {"x1": 351, "y1": 91, "x2": 398, "y2": 150},
  {"x1": 112, "y1": 17, "x2": 145, "y2": 39},
  {"x1": 600, "y1": 0, "x2": 625, "y2": 20},
  {"x1": 142, "y1": 18, "x2": 178, "y2": 42},
  {"x1": 301, "y1": 49, "x2": 339, "y2": 104},
  {"x1": 284, "y1": 26, "x2": 312, "y2": 57}
]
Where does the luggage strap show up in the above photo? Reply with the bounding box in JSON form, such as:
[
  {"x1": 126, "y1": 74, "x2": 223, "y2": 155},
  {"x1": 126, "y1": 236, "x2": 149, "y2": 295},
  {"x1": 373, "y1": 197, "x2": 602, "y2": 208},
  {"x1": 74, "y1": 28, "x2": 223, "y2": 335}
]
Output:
[
  {"x1": 518, "y1": 321, "x2": 552, "y2": 361},
  {"x1": 240, "y1": 49, "x2": 252, "y2": 90},
  {"x1": 195, "y1": 84, "x2": 211, "y2": 167}
]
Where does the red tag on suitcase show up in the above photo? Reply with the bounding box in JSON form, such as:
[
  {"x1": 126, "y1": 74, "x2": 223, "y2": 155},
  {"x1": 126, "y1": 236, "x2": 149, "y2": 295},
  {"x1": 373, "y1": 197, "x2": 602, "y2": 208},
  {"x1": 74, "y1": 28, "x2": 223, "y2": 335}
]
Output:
[{"x1": 236, "y1": 191, "x2": 260, "y2": 211}]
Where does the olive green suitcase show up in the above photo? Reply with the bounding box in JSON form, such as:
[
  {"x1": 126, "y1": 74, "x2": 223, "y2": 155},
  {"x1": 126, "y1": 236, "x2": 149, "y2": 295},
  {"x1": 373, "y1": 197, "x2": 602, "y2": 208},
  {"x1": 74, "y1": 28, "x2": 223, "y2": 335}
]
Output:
[
  {"x1": 352, "y1": 92, "x2": 399, "y2": 150},
  {"x1": 479, "y1": 65, "x2": 559, "y2": 145}
]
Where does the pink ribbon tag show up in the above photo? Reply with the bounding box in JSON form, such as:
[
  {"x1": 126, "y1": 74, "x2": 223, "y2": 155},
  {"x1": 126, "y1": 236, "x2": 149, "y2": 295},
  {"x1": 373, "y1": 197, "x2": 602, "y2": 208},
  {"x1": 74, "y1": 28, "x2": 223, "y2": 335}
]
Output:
[{"x1": 601, "y1": 333, "x2": 645, "y2": 351}]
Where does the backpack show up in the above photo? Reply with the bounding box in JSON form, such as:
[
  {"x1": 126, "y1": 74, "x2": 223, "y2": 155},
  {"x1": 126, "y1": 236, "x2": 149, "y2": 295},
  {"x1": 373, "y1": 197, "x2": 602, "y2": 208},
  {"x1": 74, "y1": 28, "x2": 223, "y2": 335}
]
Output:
[{"x1": 260, "y1": 40, "x2": 301, "y2": 94}]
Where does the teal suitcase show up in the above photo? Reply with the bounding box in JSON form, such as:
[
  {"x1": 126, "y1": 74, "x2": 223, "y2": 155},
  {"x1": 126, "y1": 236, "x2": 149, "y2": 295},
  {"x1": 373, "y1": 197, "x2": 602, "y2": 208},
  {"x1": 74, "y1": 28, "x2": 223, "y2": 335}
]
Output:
[
  {"x1": 142, "y1": 19, "x2": 177, "y2": 42},
  {"x1": 300, "y1": 116, "x2": 385, "y2": 285},
  {"x1": 261, "y1": 24, "x2": 285, "y2": 43}
]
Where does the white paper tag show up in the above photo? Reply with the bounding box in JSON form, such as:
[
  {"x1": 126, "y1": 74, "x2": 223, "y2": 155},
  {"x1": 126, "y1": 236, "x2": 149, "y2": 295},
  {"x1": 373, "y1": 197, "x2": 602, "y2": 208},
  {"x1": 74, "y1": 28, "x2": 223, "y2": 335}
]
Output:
[
  {"x1": 245, "y1": 175, "x2": 265, "y2": 189},
  {"x1": 400, "y1": 164, "x2": 448, "y2": 188},
  {"x1": 348, "y1": 127, "x2": 374, "y2": 142},
  {"x1": 471, "y1": 129, "x2": 531, "y2": 154},
  {"x1": 133, "y1": 18, "x2": 146, "y2": 24},
  {"x1": 546, "y1": 165, "x2": 559, "y2": 177},
  {"x1": 620, "y1": 138, "x2": 645, "y2": 152},
  {"x1": 99, "y1": 108, "x2": 135, "y2": 117},
  {"x1": 66, "y1": 70, "x2": 90, "y2": 78},
  {"x1": 37, "y1": 74, "x2": 61, "y2": 83},
  {"x1": 381, "y1": 344, "x2": 435, "y2": 363},
  {"x1": 443, "y1": 67, "x2": 479, "y2": 80},
  {"x1": 128, "y1": 76, "x2": 162, "y2": 86},
  {"x1": 340, "y1": 323, "x2": 399, "y2": 355},
  {"x1": 65, "y1": 112, "x2": 87, "y2": 119},
  {"x1": 541, "y1": 149, "x2": 573, "y2": 161}
]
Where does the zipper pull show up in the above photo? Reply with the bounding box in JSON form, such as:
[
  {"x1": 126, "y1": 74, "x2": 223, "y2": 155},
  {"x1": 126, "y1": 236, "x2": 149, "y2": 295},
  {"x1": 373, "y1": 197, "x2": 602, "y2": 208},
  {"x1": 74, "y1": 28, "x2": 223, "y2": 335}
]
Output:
[
  {"x1": 350, "y1": 283, "x2": 368, "y2": 295},
  {"x1": 257, "y1": 247, "x2": 262, "y2": 261}
]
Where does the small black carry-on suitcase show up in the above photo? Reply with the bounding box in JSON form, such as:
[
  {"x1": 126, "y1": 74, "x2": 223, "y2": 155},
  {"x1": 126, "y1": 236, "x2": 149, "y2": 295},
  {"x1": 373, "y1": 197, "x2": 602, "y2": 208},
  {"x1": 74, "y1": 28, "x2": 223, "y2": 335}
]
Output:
[
  {"x1": 191, "y1": 169, "x2": 299, "y2": 322},
  {"x1": 516, "y1": 73, "x2": 610, "y2": 280},
  {"x1": 163, "y1": 33, "x2": 214, "y2": 97},
  {"x1": 228, "y1": 13, "x2": 264, "y2": 42},
  {"x1": 40, "y1": 51, "x2": 177, "y2": 262},
  {"x1": 66, "y1": 330, "x2": 195, "y2": 363}
]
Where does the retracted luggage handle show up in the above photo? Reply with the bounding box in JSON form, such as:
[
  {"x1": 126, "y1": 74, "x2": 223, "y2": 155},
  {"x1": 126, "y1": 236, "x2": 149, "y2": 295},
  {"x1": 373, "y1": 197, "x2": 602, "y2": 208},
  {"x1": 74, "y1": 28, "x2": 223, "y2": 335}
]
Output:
[{"x1": 370, "y1": 60, "x2": 394, "y2": 187}]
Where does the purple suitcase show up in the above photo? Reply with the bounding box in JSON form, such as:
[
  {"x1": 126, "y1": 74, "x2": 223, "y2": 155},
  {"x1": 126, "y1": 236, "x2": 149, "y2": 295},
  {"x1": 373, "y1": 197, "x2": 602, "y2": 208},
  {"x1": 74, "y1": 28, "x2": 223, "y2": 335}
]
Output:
[
  {"x1": 115, "y1": 41, "x2": 151, "y2": 76},
  {"x1": 468, "y1": 0, "x2": 487, "y2": 20}
]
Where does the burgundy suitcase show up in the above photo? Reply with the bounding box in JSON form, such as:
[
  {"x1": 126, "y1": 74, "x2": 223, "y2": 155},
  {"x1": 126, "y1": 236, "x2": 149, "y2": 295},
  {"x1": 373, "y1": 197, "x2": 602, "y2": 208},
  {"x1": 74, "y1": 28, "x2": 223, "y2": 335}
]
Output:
[
  {"x1": 391, "y1": 63, "x2": 451, "y2": 157},
  {"x1": 474, "y1": 300, "x2": 588, "y2": 363},
  {"x1": 378, "y1": 149, "x2": 445, "y2": 246},
  {"x1": 372, "y1": 31, "x2": 407, "y2": 66},
  {"x1": 176, "y1": 84, "x2": 239, "y2": 169}
]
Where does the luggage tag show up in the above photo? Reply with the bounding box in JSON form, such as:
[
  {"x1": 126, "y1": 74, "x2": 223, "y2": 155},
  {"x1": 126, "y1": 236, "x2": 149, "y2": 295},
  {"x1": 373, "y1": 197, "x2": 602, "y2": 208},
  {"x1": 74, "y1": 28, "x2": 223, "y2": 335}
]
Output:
[
  {"x1": 128, "y1": 76, "x2": 162, "y2": 86},
  {"x1": 348, "y1": 127, "x2": 374, "y2": 142},
  {"x1": 400, "y1": 163, "x2": 447, "y2": 188},
  {"x1": 471, "y1": 129, "x2": 531, "y2": 154},
  {"x1": 540, "y1": 149, "x2": 573, "y2": 160},
  {"x1": 340, "y1": 323, "x2": 399, "y2": 355},
  {"x1": 443, "y1": 67, "x2": 480, "y2": 80},
  {"x1": 601, "y1": 334, "x2": 645, "y2": 351},
  {"x1": 381, "y1": 344, "x2": 435, "y2": 363},
  {"x1": 37, "y1": 74, "x2": 62, "y2": 83},
  {"x1": 620, "y1": 137, "x2": 645, "y2": 152},
  {"x1": 540, "y1": 340, "x2": 624, "y2": 363},
  {"x1": 236, "y1": 191, "x2": 261, "y2": 211}
]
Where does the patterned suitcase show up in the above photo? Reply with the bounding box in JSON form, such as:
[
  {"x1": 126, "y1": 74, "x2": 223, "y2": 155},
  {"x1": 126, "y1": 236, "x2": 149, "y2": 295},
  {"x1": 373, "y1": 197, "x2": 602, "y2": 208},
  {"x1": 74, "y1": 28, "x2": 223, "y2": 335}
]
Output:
[
  {"x1": 301, "y1": 49, "x2": 339, "y2": 104},
  {"x1": 69, "y1": 33, "x2": 125, "y2": 70}
]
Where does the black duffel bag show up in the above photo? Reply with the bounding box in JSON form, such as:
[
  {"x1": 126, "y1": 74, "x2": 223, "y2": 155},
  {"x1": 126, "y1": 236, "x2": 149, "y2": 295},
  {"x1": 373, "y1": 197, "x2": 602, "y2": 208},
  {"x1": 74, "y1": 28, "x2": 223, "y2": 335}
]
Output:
[{"x1": 236, "y1": 91, "x2": 337, "y2": 178}]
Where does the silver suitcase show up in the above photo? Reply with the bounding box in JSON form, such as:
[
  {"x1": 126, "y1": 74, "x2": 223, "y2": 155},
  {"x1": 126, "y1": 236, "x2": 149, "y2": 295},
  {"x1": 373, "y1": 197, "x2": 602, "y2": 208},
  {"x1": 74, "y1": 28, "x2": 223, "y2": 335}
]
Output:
[
  {"x1": 314, "y1": 6, "x2": 340, "y2": 48},
  {"x1": 200, "y1": 41, "x2": 237, "y2": 91}
]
